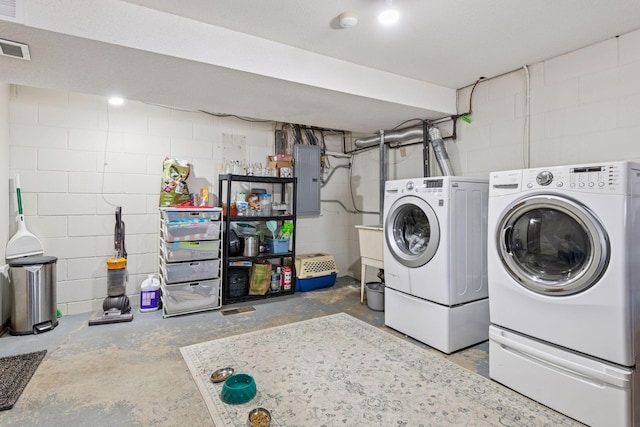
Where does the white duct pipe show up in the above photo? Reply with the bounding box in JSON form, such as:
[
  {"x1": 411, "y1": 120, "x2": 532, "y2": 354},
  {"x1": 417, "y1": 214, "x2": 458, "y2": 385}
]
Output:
[
  {"x1": 427, "y1": 127, "x2": 454, "y2": 176},
  {"x1": 354, "y1": 124, "x2": 454, "y2": 176}
]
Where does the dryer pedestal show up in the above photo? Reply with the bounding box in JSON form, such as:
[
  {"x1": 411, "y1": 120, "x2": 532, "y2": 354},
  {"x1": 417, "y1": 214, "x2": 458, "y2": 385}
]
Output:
[
  {"x1": 489, "y1": 325, "x2": 637, "y2": 427},
  {"x1": 384, "y1": 287, "x2": 489, "y2": 354}
]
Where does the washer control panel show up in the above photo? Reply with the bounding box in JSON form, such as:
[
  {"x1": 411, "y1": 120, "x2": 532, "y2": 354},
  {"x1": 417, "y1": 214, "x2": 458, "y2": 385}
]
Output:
[{"x1": 385, "y1": 178, "x2": 447, "y2": 196}]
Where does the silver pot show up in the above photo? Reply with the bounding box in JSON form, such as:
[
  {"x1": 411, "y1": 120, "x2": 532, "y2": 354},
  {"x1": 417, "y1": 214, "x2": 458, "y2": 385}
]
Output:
[{"x1": 243, "y1": 236, "x2": 259, "y2": 257}]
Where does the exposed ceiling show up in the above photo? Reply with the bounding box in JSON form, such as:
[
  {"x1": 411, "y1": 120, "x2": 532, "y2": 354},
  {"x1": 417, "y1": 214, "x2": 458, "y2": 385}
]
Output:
[{"x1": 1, "y1": 0, "x2": 640, "y2": 134}]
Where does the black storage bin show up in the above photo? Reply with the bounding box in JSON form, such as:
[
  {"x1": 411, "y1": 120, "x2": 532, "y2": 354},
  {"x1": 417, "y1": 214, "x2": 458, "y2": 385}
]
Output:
[{"x1": 228, "y1": 267, "x2": 250, "y2": 298}]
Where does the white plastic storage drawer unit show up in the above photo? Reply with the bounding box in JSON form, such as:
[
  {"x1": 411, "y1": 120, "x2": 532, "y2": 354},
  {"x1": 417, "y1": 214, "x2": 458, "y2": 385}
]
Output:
[
  {"x1": 162, "y1": 220, "x2": 221, "y2": 242},
  {"x1": 161, "y1": 259, "x2": 220, "y2": 284},
  {"x1": 162, "y1": 278, "x2": 221, "y2": 315},
  {"x1": 159, "y1": 207, "x2": 223, "y2": 318},
  {"x1": 161, "y1": 209, "x2": 221, "y2": 222},
  {"x1": 162, "y1": 241, "x2": 220, "y2": 263}
]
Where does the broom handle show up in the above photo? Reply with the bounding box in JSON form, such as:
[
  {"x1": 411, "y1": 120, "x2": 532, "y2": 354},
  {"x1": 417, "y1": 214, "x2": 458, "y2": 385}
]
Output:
[{"x1": 16, "y1": 174, "x2": 23, "y2": 216}]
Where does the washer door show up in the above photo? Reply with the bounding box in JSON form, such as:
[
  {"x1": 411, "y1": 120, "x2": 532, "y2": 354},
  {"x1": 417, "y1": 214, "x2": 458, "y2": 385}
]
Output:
[
  {"x1": 385, "y1": 195, "x2": 440, "y2": 268},
  {"x1": 497, "y1": 194, "x2": 609, "y2": 296}
]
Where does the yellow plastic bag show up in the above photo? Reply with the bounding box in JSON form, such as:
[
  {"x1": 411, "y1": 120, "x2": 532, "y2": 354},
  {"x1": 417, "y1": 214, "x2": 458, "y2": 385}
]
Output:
[
  {"x1": 249, "y1": 261, "x2": 272, "y2": 295},
  {"x1": 159, "y1": 158, "x2": 191, "y2": 207}
]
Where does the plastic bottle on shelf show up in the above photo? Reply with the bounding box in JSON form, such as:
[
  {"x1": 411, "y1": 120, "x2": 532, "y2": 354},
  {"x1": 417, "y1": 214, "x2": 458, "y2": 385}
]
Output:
[
  {"x1": 140, "y1": 274, "x2": 161, "y2": 312},
  {"x1": 260, "y1": 194, "x2": 272, "y2": 216},
  {"x1": 236, "y1": 192, "x2": 247, "y2": 215}
]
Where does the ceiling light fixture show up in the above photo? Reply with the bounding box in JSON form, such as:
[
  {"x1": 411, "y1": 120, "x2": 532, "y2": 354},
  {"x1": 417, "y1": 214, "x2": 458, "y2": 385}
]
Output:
[
  {"x1": 338, "y1": 11, "x2": 358, "y2": 28},
  {"x1": 108, "y1": 97, "x2": 124, "y2": 106},
  {"x1": 378, "y1": 0, "x2": 400, "y2": 25}
]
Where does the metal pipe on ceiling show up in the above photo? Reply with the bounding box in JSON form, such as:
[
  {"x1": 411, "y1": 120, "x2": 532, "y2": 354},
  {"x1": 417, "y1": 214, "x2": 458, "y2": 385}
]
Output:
[
  {"x1": 422, "y1": 120, "x2": 430, "y2": 178},
  {"x1": 354, "y1": 125, "x2": 424, "y2": 148},
  {"x1": 354, "y1": 123, "x2": 455, "y2": 225},
  {"x1": 354, "y1": 123, "x2": 455, "y2": 177},
  {"x1": 379, "y1": 130, "x2": 387, "y2": 224}
]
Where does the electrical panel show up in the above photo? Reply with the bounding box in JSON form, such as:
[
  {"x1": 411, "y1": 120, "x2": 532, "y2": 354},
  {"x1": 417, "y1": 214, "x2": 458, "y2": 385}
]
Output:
[{"x1": 294, "y1": 144, "x2": 321, "y2": 216}]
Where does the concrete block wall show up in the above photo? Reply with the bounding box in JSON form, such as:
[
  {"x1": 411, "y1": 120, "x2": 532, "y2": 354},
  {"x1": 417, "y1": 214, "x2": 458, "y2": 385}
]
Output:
[
  {"x1": 295, "y1": 137, "x2": 353, "y2": 271},
  {"x1": 454, "y1": 30, "x2": 640, "y2": 173},
  {"x1": 6, "y1": 87, "x2": 278, "y2": 315},
  {"x1": 347, "y1": 29, "x2": 640, "y2": 280},
  {"x1": 0, "y1": 84, "x2": 8, "y2": 327},
  {"x1": 4, "y1": 87, "x2": 356, "y2": 314},
  {"x1": 5, "y1": 28, "x2": 640, "y2": 312},
  {"x1": 357, "y1": 29, "x2": 640, "y2": 187}
]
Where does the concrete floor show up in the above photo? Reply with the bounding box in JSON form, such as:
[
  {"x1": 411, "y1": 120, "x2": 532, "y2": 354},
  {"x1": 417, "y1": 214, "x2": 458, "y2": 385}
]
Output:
[{"x1": 0, "y1": 277, "x2": 489, "y2": 426}]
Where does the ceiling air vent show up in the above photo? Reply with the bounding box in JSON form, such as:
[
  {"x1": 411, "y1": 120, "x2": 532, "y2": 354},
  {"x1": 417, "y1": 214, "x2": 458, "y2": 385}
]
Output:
[
  {"x1": 0, "y1": 0, "x2": 24, "y2": 23},
  {"x1": 0, "y1": 38, "x2": 30, "y2": 60}
]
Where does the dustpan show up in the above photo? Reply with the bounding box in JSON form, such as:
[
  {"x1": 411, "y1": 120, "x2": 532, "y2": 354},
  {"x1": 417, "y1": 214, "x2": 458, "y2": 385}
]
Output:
[{"x1": 6, "y1": 174, "x2": 44, "y2": 259}]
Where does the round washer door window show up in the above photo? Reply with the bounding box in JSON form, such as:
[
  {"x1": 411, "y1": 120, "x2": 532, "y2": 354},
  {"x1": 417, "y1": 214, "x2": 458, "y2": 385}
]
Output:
[
  {"x1": 385, "y1": 195, "x2": 440, "y2": 268},
  {"x1": 497, "y1": 194, "x2": 609, "y2": 296}
]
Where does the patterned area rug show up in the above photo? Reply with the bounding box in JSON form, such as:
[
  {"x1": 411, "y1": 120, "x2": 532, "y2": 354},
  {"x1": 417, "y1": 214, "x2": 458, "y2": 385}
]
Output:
[
  {"x1": 181, "y1": 313, "x2": 582, "y2": 426},
  {"x1": 0, "y1": 350, "x2": 47, "y2": 411}
]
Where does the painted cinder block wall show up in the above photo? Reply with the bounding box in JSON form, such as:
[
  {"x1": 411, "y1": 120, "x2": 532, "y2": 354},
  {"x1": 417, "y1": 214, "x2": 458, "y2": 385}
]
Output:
[
  {"x1": 1, "y1": 84, "x2": 10, "y2": 327},
  {"x1": 3, "y1": 28, "x2": 640, "y2": 315},
  {"x1": 360, "y1": 29, "x2": 640, "y2": 183},
  {"x1": 3, "y1": 88, "x2": 349, "y2": 315},
  {"x1": 349, "y1": 29, "x2": 640, "y2": 282}
]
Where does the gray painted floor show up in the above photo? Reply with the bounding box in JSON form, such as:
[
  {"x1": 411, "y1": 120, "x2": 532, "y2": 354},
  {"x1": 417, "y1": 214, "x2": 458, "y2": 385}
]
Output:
[{"x1": 0, "y1": 277, "x2": 489, "y2": 426}]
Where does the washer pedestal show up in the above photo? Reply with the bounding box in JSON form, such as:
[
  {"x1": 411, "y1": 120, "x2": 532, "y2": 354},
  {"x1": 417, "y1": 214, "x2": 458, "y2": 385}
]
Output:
[{"x1": 384, "y1": 287, "x2": 489, "y2": 354}]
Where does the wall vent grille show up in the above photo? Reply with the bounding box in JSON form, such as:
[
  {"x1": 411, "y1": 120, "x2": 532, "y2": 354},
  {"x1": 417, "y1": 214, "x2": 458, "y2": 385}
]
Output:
[
  {"x1": 0, "y1": 38, "x2": 30, "y2": 60},
  {"x1": 0, "y1": 0, "x2": 23, "y2": 24}
]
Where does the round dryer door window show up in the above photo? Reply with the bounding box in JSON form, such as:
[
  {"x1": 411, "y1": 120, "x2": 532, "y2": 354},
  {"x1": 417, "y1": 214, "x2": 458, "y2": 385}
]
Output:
[
  {"x1": 497, "y1": 194, "x2": 610, "y2": 295},
  {"x1": 385, "y1": 195, "x2": 440, "y2": 268}
]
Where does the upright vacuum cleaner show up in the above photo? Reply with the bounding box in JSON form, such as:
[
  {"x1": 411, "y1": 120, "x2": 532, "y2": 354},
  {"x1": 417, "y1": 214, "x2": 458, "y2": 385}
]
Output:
[{"x1": 89, "y1": 207, "x2": 134, "y2": 325}]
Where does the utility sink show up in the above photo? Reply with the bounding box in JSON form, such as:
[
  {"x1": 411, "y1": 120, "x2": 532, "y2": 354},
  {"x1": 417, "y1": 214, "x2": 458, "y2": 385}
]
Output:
[
  {"x1": 355, "y1": 225, "x2": 384, "y2": 304},
  {"x1": 355, "y1": 225, "x2": 384, "y2": 262}
]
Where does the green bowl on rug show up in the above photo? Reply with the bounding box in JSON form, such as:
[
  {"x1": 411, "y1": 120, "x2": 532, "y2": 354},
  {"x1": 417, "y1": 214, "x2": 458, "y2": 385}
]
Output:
[{"x1": 221, "y1": 373, "x2": 256, "y2": 405}]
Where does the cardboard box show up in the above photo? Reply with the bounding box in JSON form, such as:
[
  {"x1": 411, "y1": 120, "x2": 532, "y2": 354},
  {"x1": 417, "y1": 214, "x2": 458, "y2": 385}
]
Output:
[
  {"x1": 267, "y1": 160, "x2": 293, "y2": 169},
  {"x1": 280, "y1": 266, "x2": 292, "y2": 291},
  {"x1": 267, "y1": 160, "x2": 294, "y2": 178}
]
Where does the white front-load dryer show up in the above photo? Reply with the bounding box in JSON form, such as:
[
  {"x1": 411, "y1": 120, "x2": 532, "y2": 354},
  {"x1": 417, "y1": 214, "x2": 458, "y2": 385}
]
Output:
[
  {"x1": 383, "y1": 176, "x2": 490, "y2": 354},
  {"x1": 488, "y1": 161, "x2": 640, "y2": 427}
]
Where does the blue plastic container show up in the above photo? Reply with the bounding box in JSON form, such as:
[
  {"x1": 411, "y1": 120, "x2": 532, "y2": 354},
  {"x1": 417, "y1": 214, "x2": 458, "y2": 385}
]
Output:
[
  {"x1": 265, "y1": 238, "x2": 290, "y2": 254},
  {"x1": 295, "y1": 273, "x2": 337, "y2": 292}
]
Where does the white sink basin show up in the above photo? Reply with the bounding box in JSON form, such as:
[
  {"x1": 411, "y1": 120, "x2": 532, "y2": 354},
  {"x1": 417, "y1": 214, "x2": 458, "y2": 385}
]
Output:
[{"x1": 355, "y1": 225, "x2": 383, "y2": 263}]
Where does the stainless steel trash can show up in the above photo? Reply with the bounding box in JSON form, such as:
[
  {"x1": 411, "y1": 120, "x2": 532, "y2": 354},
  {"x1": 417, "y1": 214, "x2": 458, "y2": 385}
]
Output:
[{"x1": 8, "y1": 255, "x2": 58, "y2": 335}]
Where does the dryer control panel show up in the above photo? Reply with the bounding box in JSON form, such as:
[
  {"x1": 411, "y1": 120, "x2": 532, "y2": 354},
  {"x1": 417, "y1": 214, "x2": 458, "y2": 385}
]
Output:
[{"x1": 522, "y1": 163, "x2": 629, "y2": 194}]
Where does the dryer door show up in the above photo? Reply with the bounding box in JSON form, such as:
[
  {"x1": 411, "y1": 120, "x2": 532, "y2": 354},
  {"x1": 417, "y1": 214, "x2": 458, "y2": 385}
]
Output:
[
  {"x1": 497, "y1": 194, "x2": 609, "y2": 296},
  {"x1": 385, "y1": 195, "x2": 440, "y2": 268}
]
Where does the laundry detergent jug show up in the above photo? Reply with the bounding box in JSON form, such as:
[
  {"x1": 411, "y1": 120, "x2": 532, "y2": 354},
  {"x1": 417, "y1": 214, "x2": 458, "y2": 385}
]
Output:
[{"x1": 140, "y1": 274, "x2": 161, "y2": 312}]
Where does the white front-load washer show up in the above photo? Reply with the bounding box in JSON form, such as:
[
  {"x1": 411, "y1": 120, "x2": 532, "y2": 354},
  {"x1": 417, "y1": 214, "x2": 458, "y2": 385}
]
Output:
[
  {"x1": 383, "y1": 176, "x2": 489, "y2": 354},
  {"x1": 488, "y1": 161, "x2": 640, "y2": 427}
]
